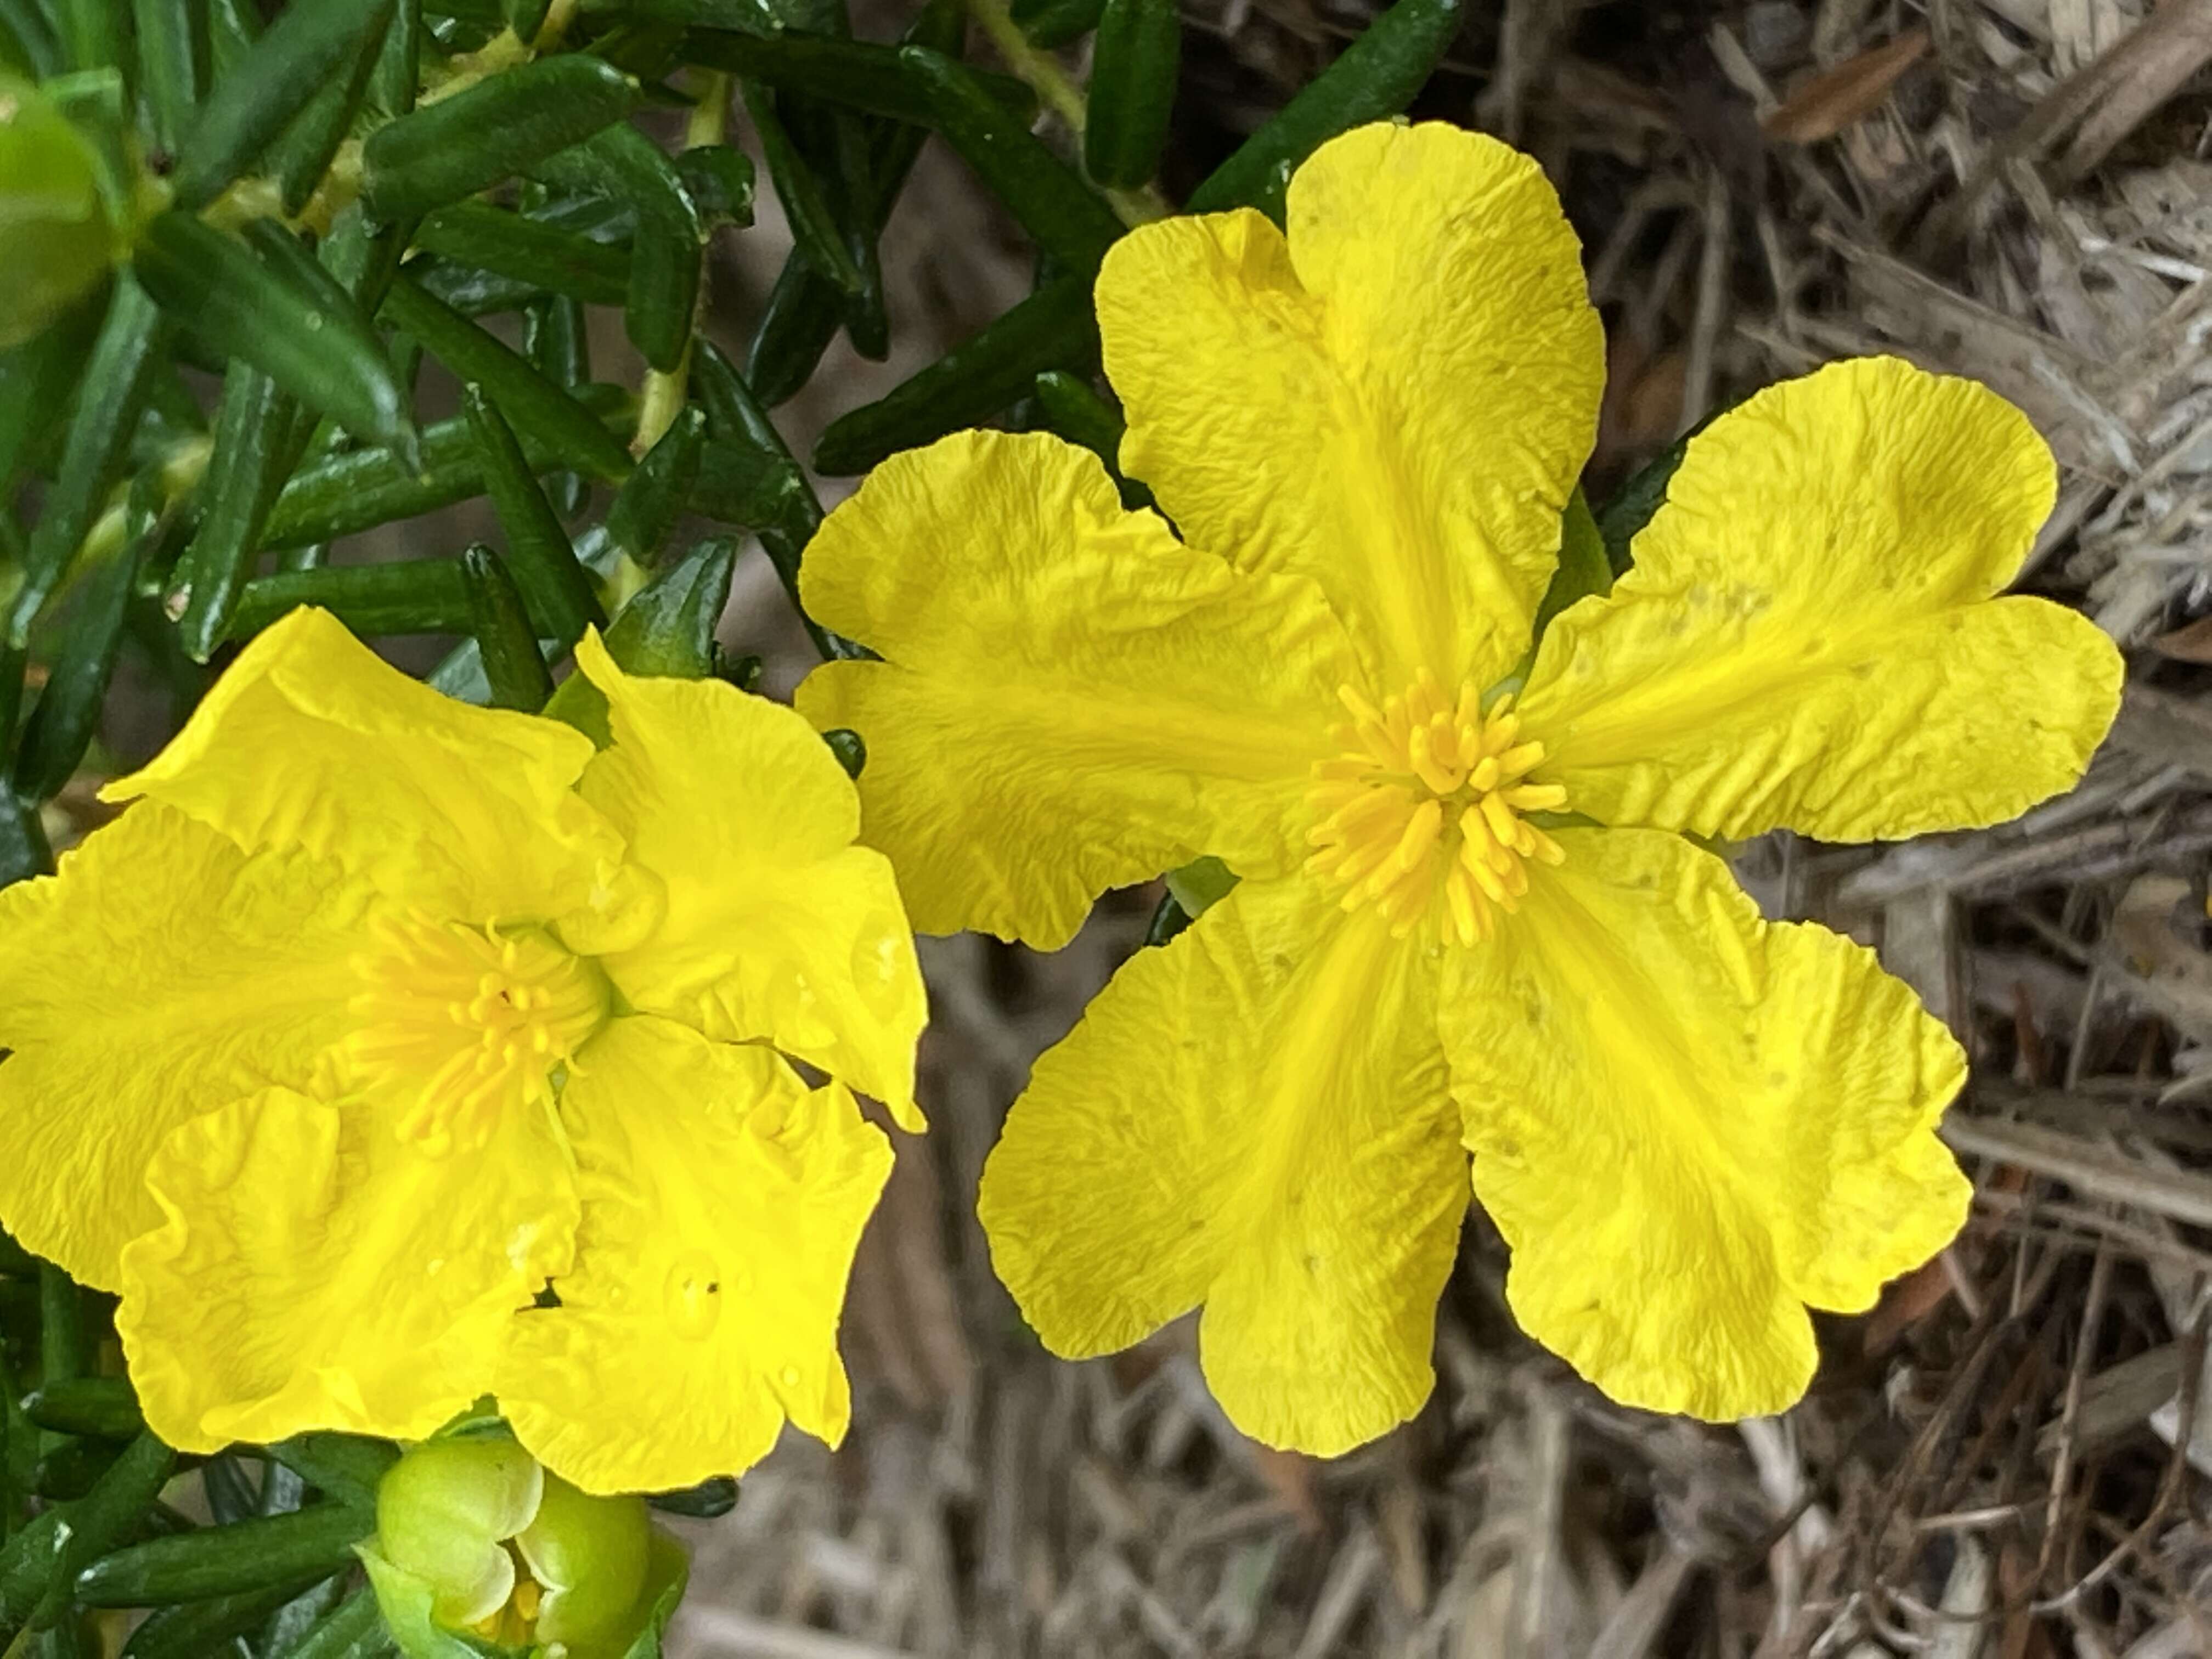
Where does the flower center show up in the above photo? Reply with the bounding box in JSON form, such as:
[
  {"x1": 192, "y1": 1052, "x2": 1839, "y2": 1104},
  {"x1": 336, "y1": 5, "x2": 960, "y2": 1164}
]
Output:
[
  {"x1": 343, "y1": 916, "x2": 611, "y2": 1155},
  {"x1": 1305, "y1": 672, "x2": 1569, "y2": 946}
]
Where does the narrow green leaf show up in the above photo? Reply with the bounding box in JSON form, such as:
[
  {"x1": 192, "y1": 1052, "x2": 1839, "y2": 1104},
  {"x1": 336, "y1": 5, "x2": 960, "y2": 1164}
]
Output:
[
  {"x1": 77, "y1": 1503, "x2": 374, "y2": 1607},
  {"x1": 0, "y1": 774, "x2": 40, "y2": 890},
  {"x1": 173, "y1": 0, "x2": 394, "y2": 208},
  {"x1": 50, "y1": 0, "x2": 121, "y2": 74},
  {"x1": 1084, "y1": 0, "x2": 1177, "y2": 186},
  {"x1": 230, "y1": 560, "x2": 472, "y2": 639},
  {"x1": 168, "y1": 365, "x2": 297, "y2": 661},
  {"x1": 411, "y1": 201, "x2": 630, "y2": 308},
  {"x1": 267, "y1": 4, "x2": 393, "y2": 215},
  {"x1": 0, "y1": 278, "x2": 101, "y2": 487},
  {"x1": 123, "y1": 1582, "x2": 321, "y2": 1659},
  {"x1": 1014, "y1": 0, "x2": 1103, "y2": 49},
  {"x1": 205, "y1": 0, "x2": 257, "y2": 82},
  {"x1": 523, "y1": 295, "x2": 589, "y2": 517},
  {"x1": 407, "y1": 259, "x2": 545, "y2": 317},
  {"x1": 1593, "y1": 432, "x2": 1694, "y2": 572},
  {"x1": 131, "y1": 0, "x2": 206, "y2": 155},
  {"x1": 264, "y1": 1436, "x2": 399, "y2": 1511},
  {"x1": 604, "y1": 535, "x2": 735, "y2": 676},
  {"x1": 461, "y1": 384, "x2": 602, "y2": 644},
  {"x1": 12, "y1": 508, "x2": 149, "y2": 798},
  {"x1": 1031, "y1": 369, "x2": 1119, "y2": 463},
  {"x1": 584, "y1": 0, "x2": 776, "y2": 27},
  {"x1": 265, "y1": 1590, "x2": 396, "y2": 1659},
  {"x1": 898, "y1": 46, "x2": 1121, "y2": 271},
  {"x1": 461, "y1": 545, "x2": 556, "y2": 712},
  {"x1": 505, "y1": 0, "x2": 550, "y2": 37},
  {"x1": 533, "y1": 123, "x2": 701, "y2": 374},
  {"x1": 673, "y1": 144, "x2": 755, "y2": 228},
  {"x1": 1530, "y1": 486, "x2": 1612, "y2": 641},
  {"x1": 368, "y1": 0, "x2": 418, "y2": 117},
  {"x1": 821, "y1": 108, "x2": 887, "y2": 357},
  {"x1": 1186, "y1": 0, "x2": 1460, "y2": 219},
  {"x1": 821, "y1": 726, "x2": 863, "y2": 777},
  {"x1": 743, "y1": 256, "x2": 843, "y2": 410},
  {"x1": 381, "y1": 273, "x2": 631, "y2": 483},
  {"x1": 813, "y1": 275, "x2": 1096, "y2": 475},
  {"x1": 5, "y1": 276, "x2": 164, "y2": 647},
  {"x1": 18, "y1": 1379, "x2": 140, "y2": 1442},
  {"x1": 645, "y1": 1477, "x2": 737, "y2": 1519},
  {"x1": 746, "y1": 82, "x2": 863, "y2": 294},
  {"x1": 259, "y1": 1572, "x2": 349, "y2": 1658},
  {"x1": 0, "y1": 1, "x2": 60, "y2": 78},
  {"x1": 200, "y1": 1455, "x2": 257, "y2": 1526},
  {"x1": 604, "y1": 404, "x2": 702, "y2": 567},
  {"x1": 262, "y1": 384, "x2": 630, "y2": 548},
  {"x1": 27, "y1": 1434, "x2": 177, "y2": 1629},
  {"x1": 133, "y1": 212, "x2": 415, "y2": 460},
  {"x1": 360, "y1": 53, "x2": 641, "y2": 223},
  {"x1": 680, "y1": 30, "x2": 1034, "y2": 128}
]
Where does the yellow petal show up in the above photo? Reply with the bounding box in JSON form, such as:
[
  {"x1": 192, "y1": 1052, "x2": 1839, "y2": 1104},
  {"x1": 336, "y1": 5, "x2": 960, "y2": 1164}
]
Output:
[
  {"x1": 798, "y1": 430, "x2": 1358, "y2": 950},
  {"x1": 0, "y1": 802, "x2": 368, "y2": 1290},
  {"x1": 116, "y1": 1081, "x2": 577, "y2": 1451},
  {"x1": 104, "y1": 607, "x2": 621, "y2": 921},
  {"x1": 1443, "y1": 827, "x2": 1970, "y2": 1419},
  {"x1": 978, "y1": 873, "x2": 1465, "y2": 1455},
  {"x1": 569, "y1": 631, "x2": 927, "y2": 1128},
  {"x1": 500, "y1": 1017, "x2": 891, "y2": 1495},
  {"x1": 1098, "y1": 122, "x2": 1604, "y2": 689},
  {"x1": 1518, "y1": 358, "x2": 2123, "y2": 840}
]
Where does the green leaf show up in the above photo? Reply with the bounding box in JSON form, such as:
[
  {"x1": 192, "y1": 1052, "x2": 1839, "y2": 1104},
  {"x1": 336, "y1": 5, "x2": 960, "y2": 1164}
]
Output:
[
  {"x1": 1013, "y1": 0, "x2": 1102, "y2": 49},
  {"x1": 460, "y1": 545, "x2": 555, "y2": 712},
  {"x1": 381, "y1": 274, "x2": 630, "y2": 483},
  {"x1": 0, "y1": 294, "x2": 100, "y2": 487},
  {"x1": 266, "y1": 1590, "x2": 398, "y2": 1659},
  {"x1": 18, "y1": 1379, "x2": 139, "y2": 1442},
  {"x1": 523, "y1": 294, "x2": 589, "y2": 517},
  {"x1": 50, "y1": 0, "x2": 121, "y2": 74},
  {"x1": 172, "y1": 0, "x2": 394, "y2": 208},
  {"x1": 644, "y1": 1478, "x2": 736, "y2": 1520},
  {"x1": 133, "y1": 212, "x2": 416, "y2": 461},
  {"x1": 603, "y1": 404, "x2": 703, "y2": 567},
  {"x1": 0, "y1": 763, "x2": 33, "y2": 887},
  {"x1": 1529, "y1": 486, "x2": 1612, "y2": 645},
  {"x1": 265, "y1": 1436, "x2": 401, "y2": 1511},
  {"x1": 368, "y1": 0, "x2": 419, "y2": 117},
  {"x1": 898, "y1": 45, "x2": 1121, "y2": 272},
  {"x1": 267, "y1": 4, "x2": 394, "y2": 215},
  {"x1": 130, "y1": 0, "x2": 206, "y2": 155},
  {"x1": 673, "y1": 144, "x2": 755, "y2": 229},
  {"x1": 5, "y1": 276, "x2": 165, "y2": 648},
  {"x1": 603, "y1": 535, "x2": 735, "y2": 677},
  {"x1": 462, "y1": 385, "x2": 602, "y2": 646},
  {"x1": 205, "y1": 0, "x2": 259, "y2": 83},
  {"x1": 0, "y1": 1, "x2": 60, "y2": 79},
  {"x1": 261, "y1": 384, "x2": 630, "y2": 548},
  {"x1": 77, "y1": 1503, "x2": 375, "y2": 1607},
  {"x1": 11, "y1": 501, "x2": 149, "y2": 798},
  {"x1": 1084, "y1": 0, "x2": 1178, "y2": 187},
  {"x1": 19, "y1": 1434, "x2": 177, "y2": 1630},
  {"x1": 680, "y1": 30, "x2": 1034, "y2": 128},
  {"x1": 532, "y1": 123, "x2": 702, "y2": 374},
  {"x1": 360, "y1": 54, "x2": 641, "y2": 223},
  {"x1": 411, "y1": 201, "x2": 630, "y2": 308},
  {"x1": 1186, "y1": 0, "x2": 1460, "y2": 219},
  {"x1": 167, "y1": 364, "x2": 299, "y2": 662},
  {"x1": 1031, "y1": 369, "x2": 1119, "y2": 464},
  {"x1": 230, "y1": 560, "x2": 472, "y2": 640},
  {"x1": 122, "y1": 1582, "x2": 328, "y2": 1659},
  {"x1": 820, "y1": 726, "x2": 863, "y2": 777},
  {"x1": 1593, "y1": 432, "x2": 1694, "y2": 572},
  {"x1": 745, "y1": 82, "x2": 863, "y2": 294},
  {"x1": 812, "y1": 274, "x2": 1095, "y2": 475}
]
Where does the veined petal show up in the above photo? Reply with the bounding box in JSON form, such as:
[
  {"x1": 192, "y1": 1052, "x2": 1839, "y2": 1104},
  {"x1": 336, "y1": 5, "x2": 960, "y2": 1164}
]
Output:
[
  {"x1": 104, "y1": 607, "x2": 621, "y2": 922},
  {"x1": 1442, "y1": 828, "x2": 1970, "y2": 1419},
  {"x1": 0, "y1": 802, "x2": 368, "y2": 1290},
  {"x1": 499, "y1": 1017, "x2": 891, "y2": 1495},
  {"x1": 978, "y1": 873, "x2": 1465, "y2": 1454},
  {"x1": 1518, "y1": 358, "x2": 2123, "y2": 840},
  {"x1": 117, "y1": 1082, "x2": 577, "y2": 1451},
  {"x1": 1098, "y1": 122, "x2": 1604, "y2": 689},
  {"x1": 798, "y1": 430, "x2": 1358, "y2": 950},
  {"x1": 569, "y1": 631, "x2": 926, "y2": 1127}
]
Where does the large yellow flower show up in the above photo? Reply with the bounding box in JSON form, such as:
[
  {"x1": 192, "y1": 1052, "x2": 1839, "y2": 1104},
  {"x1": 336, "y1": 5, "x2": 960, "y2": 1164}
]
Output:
[
  {"x1": 0, "y1": 608, "x2": 926, "y2": 1492},
  {"x1": 795, "y1": 122, "x2": 2123, "y2": 1449}
]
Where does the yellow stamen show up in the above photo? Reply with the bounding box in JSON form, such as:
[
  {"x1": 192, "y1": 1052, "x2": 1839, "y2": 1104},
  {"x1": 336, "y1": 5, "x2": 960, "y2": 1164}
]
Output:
[{"x1": 1304, "y1": 676, "x2": 1572, "y2": 947}]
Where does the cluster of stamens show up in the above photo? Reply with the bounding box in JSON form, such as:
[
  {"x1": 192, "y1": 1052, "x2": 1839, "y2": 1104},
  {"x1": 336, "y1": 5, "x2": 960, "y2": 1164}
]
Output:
[
  {"x1": 1305, "y1": 672, "x2": 1569, "y2": 946},
  {"x1": 342, "y1": 915, "x2": 610, "y2": 1155}
]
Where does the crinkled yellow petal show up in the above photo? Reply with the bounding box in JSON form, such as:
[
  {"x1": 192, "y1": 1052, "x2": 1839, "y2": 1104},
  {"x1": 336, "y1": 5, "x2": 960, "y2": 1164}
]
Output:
[
  {"x1": 500, "y1": 1017, "x2": 891, "y2": 1494},
  {"x1": 104, "y1": 607, "x2": 621, "y2": 922},
  {"x1": 1097, "y1": 122, "x2": 1604, "y2": 689},
  {"x1": 978, "y1": 873, "x2": 1465, "y2": 1454},
  {"x1": 569, "y1": 631, "x2": 926, "y2": 1128},
  {"x1": 1517, "y1": 358, "x2": 2123, "y2": 840},
  {"x1": 798, "y1": 430, "x2": 1358, "y2": 950},
  {"x1": 1442, "y1": 827, "x2": 1971, "y2": 1419},
  {"x1": 117, "y1": 1081, "x2": 578, "y2": 1451},
  {"x1": 0, "y1": 802, "x2": 368, "y2": 1290}
]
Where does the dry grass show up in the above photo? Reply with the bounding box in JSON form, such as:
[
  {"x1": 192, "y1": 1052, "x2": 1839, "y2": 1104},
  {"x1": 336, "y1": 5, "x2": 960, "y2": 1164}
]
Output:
[{"x1": 667, "y1": 2, "x2": 2212, "y2": 1654}]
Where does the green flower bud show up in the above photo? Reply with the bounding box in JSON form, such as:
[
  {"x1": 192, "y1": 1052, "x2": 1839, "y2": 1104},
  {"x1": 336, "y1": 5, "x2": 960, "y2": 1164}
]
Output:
[
  {"x1": 0, "y1": 73, "x2": 119, "y2": 348},
  {"x1": 359, "y1": 1428, "x2": 690, "y2": 1659}
]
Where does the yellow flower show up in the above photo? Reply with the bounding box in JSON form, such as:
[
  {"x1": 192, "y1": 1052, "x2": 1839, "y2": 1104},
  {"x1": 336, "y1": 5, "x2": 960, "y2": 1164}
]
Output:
[
  {"x1": 0, "y1": 608, "x2": 926, "y2": 1492},
  {"x1": 794, "y1": 121, "x2": 2123, "y2": 1448}
]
